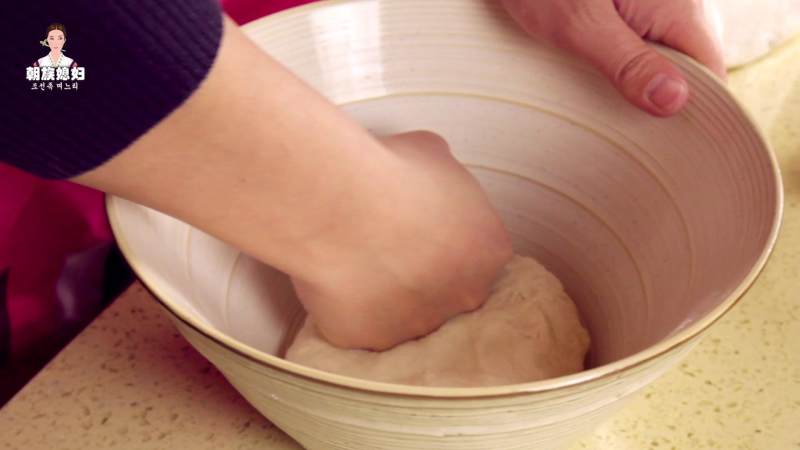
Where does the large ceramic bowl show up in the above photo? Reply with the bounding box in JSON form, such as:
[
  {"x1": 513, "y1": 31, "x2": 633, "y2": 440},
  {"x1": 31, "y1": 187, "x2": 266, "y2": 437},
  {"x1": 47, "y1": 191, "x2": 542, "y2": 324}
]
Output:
[{"x1": 107, "y1": 1, "x2": 783, "y2": 449}]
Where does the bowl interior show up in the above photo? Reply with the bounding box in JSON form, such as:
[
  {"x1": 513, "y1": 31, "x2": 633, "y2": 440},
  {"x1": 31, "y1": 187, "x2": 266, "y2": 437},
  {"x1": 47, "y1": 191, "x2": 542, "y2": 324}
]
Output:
[{"x1": 108, "y1": 0, "x2": 780, "y2": 374}]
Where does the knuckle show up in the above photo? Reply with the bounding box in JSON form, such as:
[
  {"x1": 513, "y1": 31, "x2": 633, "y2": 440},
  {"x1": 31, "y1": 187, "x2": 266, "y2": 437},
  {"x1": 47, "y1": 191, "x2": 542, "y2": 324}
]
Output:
[{"x1": 614, "y1": 50, "x2": 656, "y2": 86}]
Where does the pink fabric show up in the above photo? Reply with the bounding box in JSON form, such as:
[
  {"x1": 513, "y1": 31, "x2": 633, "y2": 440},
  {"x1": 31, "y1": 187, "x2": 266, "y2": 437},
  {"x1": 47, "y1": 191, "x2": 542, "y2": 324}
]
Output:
[
  {"x1": 0, "y1": 163, "x2": 111, "y2": 356},
  {"x1": 222, "y1": 0, "x2": 316, "y2": 25}
]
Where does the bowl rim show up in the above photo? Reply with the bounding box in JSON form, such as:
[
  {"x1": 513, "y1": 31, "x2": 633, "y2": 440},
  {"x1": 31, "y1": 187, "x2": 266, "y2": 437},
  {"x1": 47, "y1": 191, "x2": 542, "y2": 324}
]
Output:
[{"x1": 105, "y1": 0, "x2": 785, "y2": 399}]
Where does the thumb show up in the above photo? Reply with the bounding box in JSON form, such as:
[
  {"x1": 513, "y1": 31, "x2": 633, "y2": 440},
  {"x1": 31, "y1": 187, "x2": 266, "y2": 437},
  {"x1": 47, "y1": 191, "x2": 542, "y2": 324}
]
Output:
[{"x1": 547, "y1": 3, "x2": 689, "y2": 116}]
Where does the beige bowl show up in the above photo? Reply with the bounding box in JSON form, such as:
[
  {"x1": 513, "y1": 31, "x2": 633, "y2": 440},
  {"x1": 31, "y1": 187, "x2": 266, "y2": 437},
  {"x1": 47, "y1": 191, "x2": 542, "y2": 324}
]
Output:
[{"x1": 107, "y1": 0, "x2": 783, "y2": 448}]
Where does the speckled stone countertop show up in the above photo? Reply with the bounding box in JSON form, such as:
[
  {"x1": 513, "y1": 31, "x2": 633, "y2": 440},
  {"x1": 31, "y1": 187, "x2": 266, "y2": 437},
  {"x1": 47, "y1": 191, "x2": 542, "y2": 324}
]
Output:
[{"x1": 2, "y1": 38, "x2": 799, "y2": 450}]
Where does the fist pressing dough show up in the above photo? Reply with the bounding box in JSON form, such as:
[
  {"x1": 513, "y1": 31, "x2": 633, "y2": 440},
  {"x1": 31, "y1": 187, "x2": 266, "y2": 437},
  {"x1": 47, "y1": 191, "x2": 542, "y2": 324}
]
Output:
[{"x1": 285, "y1": 255, "x2": 591, "y2": 387}]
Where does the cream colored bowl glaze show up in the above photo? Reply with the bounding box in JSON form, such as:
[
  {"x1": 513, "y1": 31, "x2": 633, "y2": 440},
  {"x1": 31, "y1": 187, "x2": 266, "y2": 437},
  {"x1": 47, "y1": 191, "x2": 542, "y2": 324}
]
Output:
[{"x1": 106, "y1": 1, "x2": 783, "y2": 449}]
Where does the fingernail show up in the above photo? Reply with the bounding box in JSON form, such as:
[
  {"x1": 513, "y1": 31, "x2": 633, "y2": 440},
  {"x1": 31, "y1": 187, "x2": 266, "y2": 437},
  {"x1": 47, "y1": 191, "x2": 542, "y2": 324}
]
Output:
[{"x1": 646, "y1": 74, "x2": 688, "y2": 113}]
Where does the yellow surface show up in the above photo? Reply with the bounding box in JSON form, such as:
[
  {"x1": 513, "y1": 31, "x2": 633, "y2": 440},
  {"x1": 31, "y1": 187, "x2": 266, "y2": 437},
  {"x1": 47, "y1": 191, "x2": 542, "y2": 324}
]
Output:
[
  {"x1": 573, "y1": 37, "x2": 800, "y2": 450},
  {"x1": 1, "y1": 38, "x2": 799, "y2": 450}
]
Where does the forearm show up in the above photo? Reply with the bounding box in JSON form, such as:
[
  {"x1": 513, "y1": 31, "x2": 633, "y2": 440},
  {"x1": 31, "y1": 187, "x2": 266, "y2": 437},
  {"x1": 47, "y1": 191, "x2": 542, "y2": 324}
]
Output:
[
  {"x1": 73, "y1": 16, "x2": 388, "y2": 279},
  {"x1": 69, "y1": 14, "x2": 513, "y2": 352}
]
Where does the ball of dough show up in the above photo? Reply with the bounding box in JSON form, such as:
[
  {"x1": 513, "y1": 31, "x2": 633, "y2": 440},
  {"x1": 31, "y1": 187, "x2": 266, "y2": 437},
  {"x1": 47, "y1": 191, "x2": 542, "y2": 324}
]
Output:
[{"x1": 284, "y1": 255, "x2": 591, "y2": 387}]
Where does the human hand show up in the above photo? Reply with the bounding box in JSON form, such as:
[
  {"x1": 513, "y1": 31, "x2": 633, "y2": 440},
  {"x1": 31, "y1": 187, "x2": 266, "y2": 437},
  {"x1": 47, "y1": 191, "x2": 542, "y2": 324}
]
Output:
[
  {"x1": 74, "y1": 18, "x2": 511, "y2": 352},
  {"x1": 502, "y1": 0, "x2": 726, "y2": 116},
  {"x1": 292, "y1": 131, "x2": 513, "y2": 351}
]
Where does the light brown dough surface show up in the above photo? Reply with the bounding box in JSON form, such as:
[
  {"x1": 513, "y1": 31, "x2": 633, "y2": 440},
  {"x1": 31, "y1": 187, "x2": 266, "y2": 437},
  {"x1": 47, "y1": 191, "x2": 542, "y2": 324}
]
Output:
[{"x1": 285, "y1": 255, "x2": 591, "y2": 387}]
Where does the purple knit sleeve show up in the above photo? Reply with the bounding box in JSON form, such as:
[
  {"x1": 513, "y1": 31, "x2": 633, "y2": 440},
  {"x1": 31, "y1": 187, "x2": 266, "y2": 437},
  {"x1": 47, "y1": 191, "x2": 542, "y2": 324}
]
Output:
[{"x1": 0, "y1": 0, "x2": 223, "y2": 179}]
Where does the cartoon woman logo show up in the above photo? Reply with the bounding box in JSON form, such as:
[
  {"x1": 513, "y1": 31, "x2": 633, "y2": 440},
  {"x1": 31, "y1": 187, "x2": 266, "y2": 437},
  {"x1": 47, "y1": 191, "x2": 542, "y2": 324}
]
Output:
[{"x1": 33, "y1": 23, "x2": 78, "y2": 68}]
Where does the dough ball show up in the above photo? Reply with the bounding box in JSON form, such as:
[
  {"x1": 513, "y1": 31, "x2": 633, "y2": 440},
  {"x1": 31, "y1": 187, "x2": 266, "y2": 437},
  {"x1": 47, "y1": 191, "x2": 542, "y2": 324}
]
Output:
[{"x1": 284, "y1": 255, "x2": 591, "y2": 387}]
